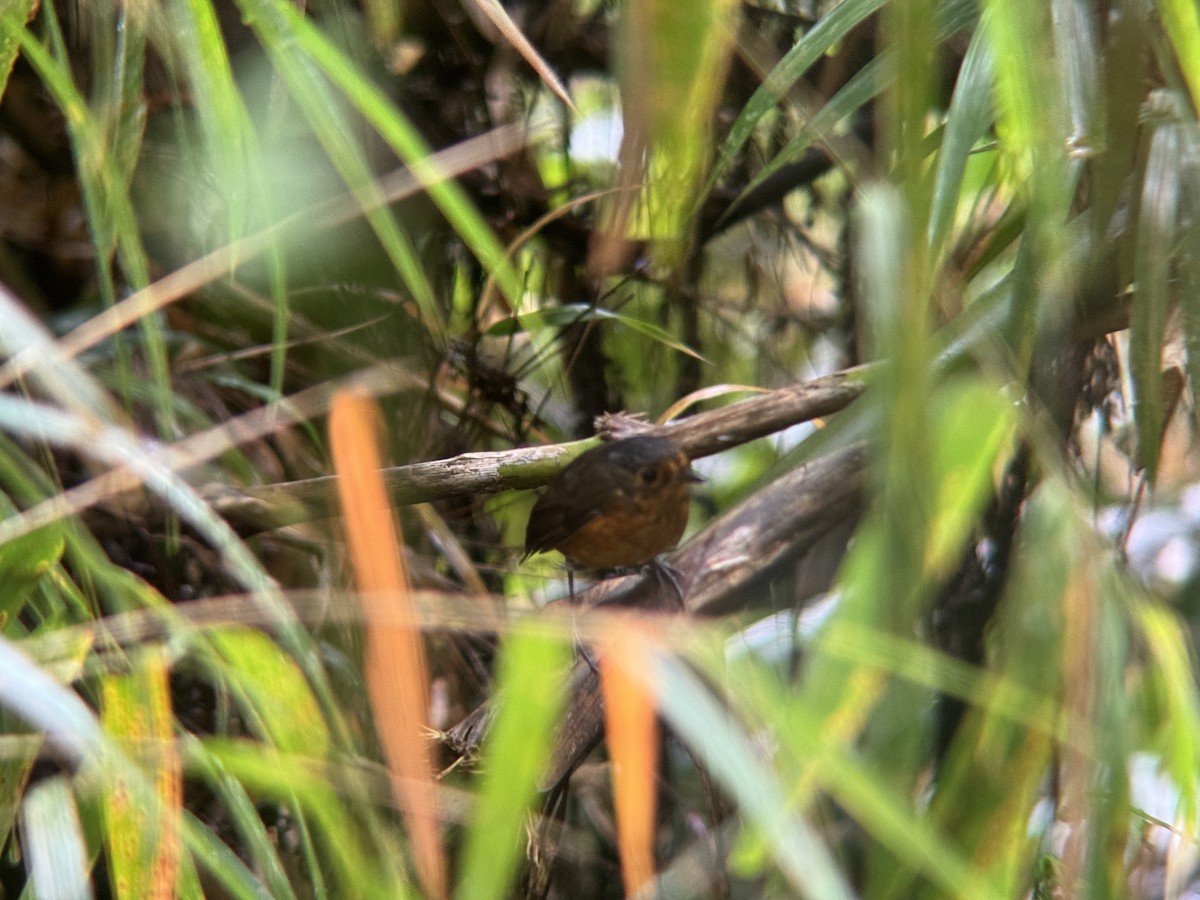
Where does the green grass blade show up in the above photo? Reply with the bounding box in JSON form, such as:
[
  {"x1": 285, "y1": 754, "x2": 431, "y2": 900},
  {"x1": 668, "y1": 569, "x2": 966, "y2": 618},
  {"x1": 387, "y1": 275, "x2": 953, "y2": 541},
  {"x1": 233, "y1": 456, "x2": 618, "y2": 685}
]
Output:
[
  {"x1": 707, "y1": 0, "x2": 885, "y2": 191},
  {"x1": 283, "y1": 5, "x2": 526, "y2": 311},
  {"x1": 928, "y1": 25, "x2": 995, "y2": 258},
  {"x1": 457, "y1": 628, "x2": 570, "y2": 900},
  {"x1": 1131, "y1": 116, "x2": 1183, "y2": 480},
  {"x1": 652, "y1": 650, "x2": 855, "y2": 900},
  {"x1": 1160, "y1": 0, "x2": 1200, "y2": 117}
]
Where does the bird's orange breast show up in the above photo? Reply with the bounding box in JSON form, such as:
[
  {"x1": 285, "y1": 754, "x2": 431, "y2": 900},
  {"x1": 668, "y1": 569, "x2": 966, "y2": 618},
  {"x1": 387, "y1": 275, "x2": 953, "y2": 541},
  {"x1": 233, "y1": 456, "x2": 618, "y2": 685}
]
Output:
[{"x1": 555, "y1": 482, "x2": 691, "y2": 569}]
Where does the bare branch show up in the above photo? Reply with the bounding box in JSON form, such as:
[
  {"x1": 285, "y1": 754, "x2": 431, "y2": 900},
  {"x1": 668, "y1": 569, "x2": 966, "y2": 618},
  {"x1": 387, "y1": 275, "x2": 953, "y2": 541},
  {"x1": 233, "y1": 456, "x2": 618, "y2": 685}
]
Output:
[
  {"x1": 211, "y1": 369, "x2": 866, "y2": 534},
  {"x1": 446, "y1": 441, "x2": 869, "y2": 788}
]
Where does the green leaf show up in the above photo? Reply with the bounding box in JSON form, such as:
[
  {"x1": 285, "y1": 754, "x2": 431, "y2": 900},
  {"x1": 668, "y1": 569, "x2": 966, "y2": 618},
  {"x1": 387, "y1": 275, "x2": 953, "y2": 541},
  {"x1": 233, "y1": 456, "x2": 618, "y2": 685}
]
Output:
[
  {"x1": 207, "y1": 628, "x2": 331, "y2": 757},
  {"x1": 1131, "y1": 117, "x2": 1183, "y2": 480},
  {"x1": 727, "y1": 53, "x2": 890, "y2": 227},
  {"x1": 101, "y1": 655, "x2": 180, "y2": 900},
  {"x1": 1160, "y1": 0, "x2": 1200, "y2": 117},
  {"x1": 926, "y1": 378, "x2": 1016, "y2": 577},
  {"x1": 928, "y1": 25, "x2": 995, "y2": 258},
  {"x1": 0, "y1": 0, "x2": 36, "y2": 97},
  {"x1": 618, "y1": 0, "x2": 739, "y2": 257},
  {"x1": 197, "y1": 739, "x2": 402, "y2": 896},
  {"x1": 272, "y1": 3, "x2": 526, "y2": 317},
  {"x1": 0, "y1": 525, "x2": 64, "y2": 623},
  {"x1": 182, "y1": 739, "x2": 297, "y2": 900}
]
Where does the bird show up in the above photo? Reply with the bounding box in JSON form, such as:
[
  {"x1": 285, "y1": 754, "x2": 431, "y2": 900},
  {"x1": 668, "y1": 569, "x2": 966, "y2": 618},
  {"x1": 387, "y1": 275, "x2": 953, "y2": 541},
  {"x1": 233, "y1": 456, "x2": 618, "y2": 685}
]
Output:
[{"x1": 523, "y1": 434, "x2": 701, "y2": 574}]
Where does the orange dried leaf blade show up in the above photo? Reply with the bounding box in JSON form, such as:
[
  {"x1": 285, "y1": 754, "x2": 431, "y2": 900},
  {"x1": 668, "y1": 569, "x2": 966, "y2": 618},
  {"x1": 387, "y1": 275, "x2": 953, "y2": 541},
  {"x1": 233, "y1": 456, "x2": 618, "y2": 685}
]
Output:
[
  {"x1": 329, "y1": 389, "x2": 445, "y2": 899},
  {"x1": 599, "y1": 624, "x2": 661, "y2": 897}
]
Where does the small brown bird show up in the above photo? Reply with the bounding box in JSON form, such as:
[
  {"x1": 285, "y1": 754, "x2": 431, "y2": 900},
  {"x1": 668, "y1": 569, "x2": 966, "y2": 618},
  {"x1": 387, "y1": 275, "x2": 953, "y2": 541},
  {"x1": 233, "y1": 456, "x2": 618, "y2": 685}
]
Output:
[{"x1": 524, "y1": 435, "x2": 701, "y2": 571}]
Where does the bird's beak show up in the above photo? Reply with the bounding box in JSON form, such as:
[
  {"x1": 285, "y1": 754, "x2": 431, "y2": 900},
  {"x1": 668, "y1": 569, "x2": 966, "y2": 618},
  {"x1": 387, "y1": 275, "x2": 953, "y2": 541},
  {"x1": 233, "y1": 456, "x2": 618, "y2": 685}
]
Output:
[{"x1": 683, "y1": 466, "x2": 704, "y2": 484}]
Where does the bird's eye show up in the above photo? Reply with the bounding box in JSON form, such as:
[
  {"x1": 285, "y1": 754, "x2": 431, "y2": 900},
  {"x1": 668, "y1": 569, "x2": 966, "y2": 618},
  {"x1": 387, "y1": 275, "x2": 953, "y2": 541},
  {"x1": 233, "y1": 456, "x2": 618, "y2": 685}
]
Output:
[{"x1": 640, "y1": 466, "x2": 659, "y2": 484}]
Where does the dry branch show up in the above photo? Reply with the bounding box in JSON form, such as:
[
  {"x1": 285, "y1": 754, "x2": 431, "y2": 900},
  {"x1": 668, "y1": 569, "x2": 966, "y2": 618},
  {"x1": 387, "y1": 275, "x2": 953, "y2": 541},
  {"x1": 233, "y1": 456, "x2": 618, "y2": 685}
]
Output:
[
  {"x1": 446, "y1": 441, "x2": 869, "y2": 790},
  {"x1": 212, "y1": 369, "x2": 866, "y2": 534}
]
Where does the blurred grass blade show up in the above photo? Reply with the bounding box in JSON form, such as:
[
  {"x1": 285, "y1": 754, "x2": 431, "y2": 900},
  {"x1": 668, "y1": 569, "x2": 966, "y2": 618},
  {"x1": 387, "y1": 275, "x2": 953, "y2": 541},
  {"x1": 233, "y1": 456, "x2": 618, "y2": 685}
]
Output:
[
  {"x1": 856, "y1": 184, "x2": 933, "y2": 620},
  {"x1": 457, "y1": 628, "x2": 570, "y2": 900},
  {"x1": 207, "y1": 628, "x2": 331, "y2": 757},
  {"x1": 925, "y1": 378, "x2": 1016, "y2": 578},
  {"x1": 274, "y1": 2, "x2": 526, "y2": 312},
  {"x1": 599, "y1": 621, "x2": 661, "y2": 897},
  {"x1": 181, "y1": 809, "x2": 274, "y2": 900},
  {"x1": 720, "y1": 634, "x2": 1007, "y2": 898},
  {"x1": 233, "y1": 0, "x2": 442, "y2": 338},
  {"x1": 198, "y1": 739, "x2": 397, "y2": 895},
  {"x1": 170, "y1": 0, "x2": 291, "y2": 392},
  {"x1": 468, "y1": 0, "x2": 575, "y2": 110},
  {"x1": 182, "y1": 738, "x2": 297, "y2": 900},
  {"x1": 0, "y1": 394, "x2": 278, "y2": 599},
  {"x1": 11, "y1": 12, "x2": 173, "y2": 434},
  {"x1": 729, "y1": 52, "x2": 887, "y2": 223},
  {"x1": 0, "y1": 636, "x2": 104, "y2": 766},
  {"x1": 1050, "y1": 0, "x2": 1099, "y2": 145},
  {"x1": 1160, "y1": 0, "x2": 1200, "y2": 117},
  {"x1": 1182, "y1": 127, "x2": 1200, "y2": 432},
  {"x1": 0, "y1": 283, "x2": 122, "y2": 424},
  {"x1": 101, "y1": 652, "x2": 181, "y2": 900},
  {"x1": 22, "y1": 775, "x2": 92, "y2": 900},
  {"x1": 707, "y1": 0, "x2": 885, "y2": 194},
  {"x1": 1134, "y1": 602, "x2": 1200, "y2": 831},
  {"x1": 329, "y1": 389, "x2": 445, "y2": 899},
  {"x1": 651, "y1": 651, "x2": 854, "y2": 900},
  {"x1": 0, "y1": 0, "x2": 37, "y2": 106},
  {"x1": 1131, "y1": 116, "x2": 1183, "y2": 480},
  {"x1": 928, "y1": 25, "x2": 995, "y2": 258},
  {"x1": 0, "y1": 126, "x2": 526, "y2": 395},
  {"x1": 620, "y1": 0, "x2": 739, "y2": 260}
]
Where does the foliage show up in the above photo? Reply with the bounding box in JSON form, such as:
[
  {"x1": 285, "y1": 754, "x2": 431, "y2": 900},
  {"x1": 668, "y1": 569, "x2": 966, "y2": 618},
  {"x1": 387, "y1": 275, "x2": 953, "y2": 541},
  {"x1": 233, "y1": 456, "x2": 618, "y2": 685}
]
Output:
[{"x1": 0, "y1": 0, "x2": 1198, "y2": 897}]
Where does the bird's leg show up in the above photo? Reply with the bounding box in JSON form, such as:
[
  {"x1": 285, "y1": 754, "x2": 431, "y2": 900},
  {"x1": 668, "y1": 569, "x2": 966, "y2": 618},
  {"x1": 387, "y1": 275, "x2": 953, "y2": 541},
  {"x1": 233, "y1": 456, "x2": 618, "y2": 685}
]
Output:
[{"x1": 564, "y1": 567, "x2": 599, "y2": 673}]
